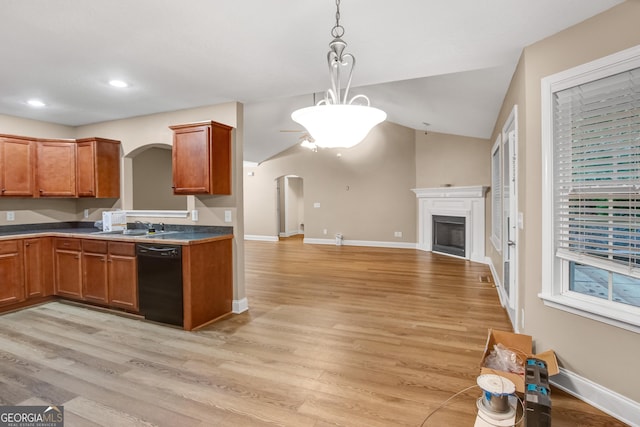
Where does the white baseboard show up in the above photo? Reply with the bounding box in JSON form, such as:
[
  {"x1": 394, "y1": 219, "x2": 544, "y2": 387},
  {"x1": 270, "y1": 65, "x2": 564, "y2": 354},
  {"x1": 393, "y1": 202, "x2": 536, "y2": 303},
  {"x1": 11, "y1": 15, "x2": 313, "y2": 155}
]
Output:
[
  {"x1": 244, "y1": 235, "x2": 278, "y2": 242},
  {"x1": 485, "y1": 256, "x2": 507, "y2": 308},
  {"x1": 232, "y1": 298, "x2": 249, "y2": 314},
  {"x1": 303, "y1": 237, "x2": 417, "y2": 249},
  {"x1": 552, "y1": 368, "x2": 640, "y2": 426}
]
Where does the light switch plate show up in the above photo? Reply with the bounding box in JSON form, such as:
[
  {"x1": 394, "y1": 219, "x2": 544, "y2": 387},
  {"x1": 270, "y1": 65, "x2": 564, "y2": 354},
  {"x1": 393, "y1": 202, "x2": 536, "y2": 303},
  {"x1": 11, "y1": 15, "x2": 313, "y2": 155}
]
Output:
[
  {"x1": 224, "y1": 210, "x2": 232, "y2": 223},
  {"x1": 6, "y1": 211, "x2": 15, "y2": 221},
  {"x1": 314, "y1": 202, "x2": 321, "y2": 208},
  {"x1": 191, "y1": 209, "x2": 199, "y2": 222}
]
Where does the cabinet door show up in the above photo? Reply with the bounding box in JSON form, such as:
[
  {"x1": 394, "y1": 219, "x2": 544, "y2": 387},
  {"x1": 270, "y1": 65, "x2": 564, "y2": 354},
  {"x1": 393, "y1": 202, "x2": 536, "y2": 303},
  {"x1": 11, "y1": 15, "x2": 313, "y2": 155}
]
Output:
[
  {"x1": 82, "y1": 252, "x2": 109, "y2": 304},
  {"x1": 24, "y1": 237, "x2": 53, "y2": 298},
  {"x1": 36, "y1": 141, "x2": 77, "y2": 197},
  {"x1": 0, "y1": 137, "x2": 36, "y2": 197},
  {"x1": 76, "y1": 140, "x2": 96, "y2": 197},
  {"x1": 172, "y1": 125, "x2": 211, "y2": 194},
  {"x1": 54, "y1": 240, "x2": 82, "y2": 299},
  {"x1": 0, "y1": 241, "x2": 25, "y2": 306},
  {"x1": 107, "y1": 242, "x2": 137, "y2": 311},
  {"x1": 76, "y1": 138, "x2": 120, "y2": 198},
  {"x1": 82, "y1": 240, "x2": 108, "y2": 303}
]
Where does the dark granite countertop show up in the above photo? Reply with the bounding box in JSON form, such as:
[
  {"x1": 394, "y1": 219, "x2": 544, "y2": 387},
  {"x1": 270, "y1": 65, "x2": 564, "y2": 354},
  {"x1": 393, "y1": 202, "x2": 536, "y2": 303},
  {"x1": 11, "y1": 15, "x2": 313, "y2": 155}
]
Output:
[{"x1": 0, "y1": 222, "x2": 233, "y2": 244}]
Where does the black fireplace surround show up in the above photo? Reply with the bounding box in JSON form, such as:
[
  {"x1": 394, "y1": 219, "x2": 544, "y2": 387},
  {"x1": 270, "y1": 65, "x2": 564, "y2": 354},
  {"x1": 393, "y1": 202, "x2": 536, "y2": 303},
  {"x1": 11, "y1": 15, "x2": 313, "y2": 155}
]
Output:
[{"x1": 432, "y1": 215, "x2": 466, "y2": 257}]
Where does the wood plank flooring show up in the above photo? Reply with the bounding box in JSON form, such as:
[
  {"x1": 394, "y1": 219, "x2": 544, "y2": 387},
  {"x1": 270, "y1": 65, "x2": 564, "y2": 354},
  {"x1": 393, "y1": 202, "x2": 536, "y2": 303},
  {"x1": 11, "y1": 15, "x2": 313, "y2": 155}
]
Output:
[{"x1": 0, "y1": 236, "x2": 628, "y2": 426}]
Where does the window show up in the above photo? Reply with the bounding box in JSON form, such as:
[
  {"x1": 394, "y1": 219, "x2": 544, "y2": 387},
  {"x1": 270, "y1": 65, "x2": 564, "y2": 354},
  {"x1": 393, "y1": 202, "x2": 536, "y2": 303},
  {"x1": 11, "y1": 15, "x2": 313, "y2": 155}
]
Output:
[
  {"x1": 491, "y1": 136, "x2": 502, "y2": 251},
  {"x1": 541, "y1": 45, "x2": 640, "y2": 333}
]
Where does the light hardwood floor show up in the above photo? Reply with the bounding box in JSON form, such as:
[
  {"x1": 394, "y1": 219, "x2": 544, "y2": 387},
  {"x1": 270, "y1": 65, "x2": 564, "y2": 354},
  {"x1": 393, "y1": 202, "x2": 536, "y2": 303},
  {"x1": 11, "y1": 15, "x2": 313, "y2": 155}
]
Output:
[{"x1": 0, "y1": 236, "x2": 627, "y2": 426}]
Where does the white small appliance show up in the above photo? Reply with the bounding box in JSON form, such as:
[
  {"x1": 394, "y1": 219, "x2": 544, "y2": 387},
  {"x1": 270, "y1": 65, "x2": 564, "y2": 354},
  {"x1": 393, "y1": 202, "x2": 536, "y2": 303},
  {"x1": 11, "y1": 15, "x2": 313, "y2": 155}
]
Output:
[{"x1": 102, "y1": 211, "x2": 127, "y2": 232}]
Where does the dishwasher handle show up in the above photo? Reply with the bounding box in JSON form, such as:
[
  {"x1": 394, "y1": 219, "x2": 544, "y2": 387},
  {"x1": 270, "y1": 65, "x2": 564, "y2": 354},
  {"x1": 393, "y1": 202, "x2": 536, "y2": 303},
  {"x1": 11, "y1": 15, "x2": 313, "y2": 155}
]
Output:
[{"x1": 136, "y1": 244, "x2": 181, "y2": 258}]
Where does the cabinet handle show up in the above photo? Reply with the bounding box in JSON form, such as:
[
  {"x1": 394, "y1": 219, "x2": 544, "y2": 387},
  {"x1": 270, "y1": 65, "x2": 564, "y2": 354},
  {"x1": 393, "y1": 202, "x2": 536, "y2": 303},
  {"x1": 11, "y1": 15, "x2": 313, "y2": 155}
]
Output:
[
  {"x1": 1, "y1": 188, "x2": 5, "y2": 192},
  {"x1": 74, "y1": 255, "x2": 80, "y2": 259},
  {"x1": 100, "y1": 257, "x2": 106, "y2": 262},
  {"x1": 39, "y1": 189, "x2": 44, "y2": 193},
  {"x1": 25, "y1": 243, "x2": 30, "y2": 247}
]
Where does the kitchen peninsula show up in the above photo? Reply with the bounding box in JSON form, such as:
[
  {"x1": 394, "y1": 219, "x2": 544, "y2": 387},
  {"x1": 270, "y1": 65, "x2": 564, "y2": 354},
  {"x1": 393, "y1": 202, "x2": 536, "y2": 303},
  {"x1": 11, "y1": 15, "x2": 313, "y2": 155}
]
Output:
[{"x1": 0, "y1": 222, "x2": 233, "y2": 331}]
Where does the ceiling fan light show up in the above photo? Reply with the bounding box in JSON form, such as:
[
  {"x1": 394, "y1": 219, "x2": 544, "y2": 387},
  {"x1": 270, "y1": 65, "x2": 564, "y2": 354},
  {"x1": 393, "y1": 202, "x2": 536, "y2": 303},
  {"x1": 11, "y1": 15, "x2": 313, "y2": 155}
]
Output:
[{"x1": 292, "y1": 104, "x2": 386, "y2": 148}]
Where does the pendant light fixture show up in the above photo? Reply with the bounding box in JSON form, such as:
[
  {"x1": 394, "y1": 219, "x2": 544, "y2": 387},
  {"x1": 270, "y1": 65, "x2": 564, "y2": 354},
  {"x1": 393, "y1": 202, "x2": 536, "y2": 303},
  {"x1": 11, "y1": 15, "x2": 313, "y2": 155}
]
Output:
[{"x1": 291, "y1": 0, "x2": 386, "y2": 148}]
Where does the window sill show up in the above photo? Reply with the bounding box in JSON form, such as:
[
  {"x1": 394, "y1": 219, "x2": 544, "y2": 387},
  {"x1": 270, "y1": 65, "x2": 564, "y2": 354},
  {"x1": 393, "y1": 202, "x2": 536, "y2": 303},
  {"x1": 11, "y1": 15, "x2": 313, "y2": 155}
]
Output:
[{"x1": 539, "y1": 293, "x2": 640, "y2": 334}]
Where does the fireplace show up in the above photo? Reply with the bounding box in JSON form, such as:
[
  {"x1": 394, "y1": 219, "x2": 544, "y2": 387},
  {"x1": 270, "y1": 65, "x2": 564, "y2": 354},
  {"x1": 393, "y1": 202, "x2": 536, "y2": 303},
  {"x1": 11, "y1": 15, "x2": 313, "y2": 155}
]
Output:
[
  {"x1": 432, "y1": 215, "x2": 466, "y2": 257},
  {"x1": 412, "y1": 186, "x2": 488, "y2": 262}
]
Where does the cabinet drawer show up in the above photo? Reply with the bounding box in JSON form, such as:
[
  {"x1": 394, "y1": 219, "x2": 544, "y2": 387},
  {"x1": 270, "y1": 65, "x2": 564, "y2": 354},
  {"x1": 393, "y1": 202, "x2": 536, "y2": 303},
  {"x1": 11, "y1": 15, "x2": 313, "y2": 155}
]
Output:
[
  {"x1": 108, "y1": 241, "x2": 135, "y2": 257},
  {"x1": 55, "y1": 238, "x2": 81, "y2": 251},
  {"x1": 0, "y1": 240, "x2": 20, "y2": 254},
  {"x1": 82, "y1": 240, "x2": 108, "y2": 254}
]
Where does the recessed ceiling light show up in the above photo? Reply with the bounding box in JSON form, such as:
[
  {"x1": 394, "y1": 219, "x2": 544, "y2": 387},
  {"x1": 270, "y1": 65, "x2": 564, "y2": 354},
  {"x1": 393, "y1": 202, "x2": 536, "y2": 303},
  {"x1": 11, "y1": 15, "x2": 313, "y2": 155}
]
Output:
[
  {"x1": 27, "y1": 99, "x2": 46, "y2": 107},
  {"x1": 109, "y1": 79, "x2": 128, "y2": 88}
]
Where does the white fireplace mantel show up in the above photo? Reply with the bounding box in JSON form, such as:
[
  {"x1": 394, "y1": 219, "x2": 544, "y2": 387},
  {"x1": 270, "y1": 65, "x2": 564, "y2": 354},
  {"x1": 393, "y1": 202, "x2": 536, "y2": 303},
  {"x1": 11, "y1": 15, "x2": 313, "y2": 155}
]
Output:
[{"x1": 412, "y1": 186, "x2": 489, "y2": 262}]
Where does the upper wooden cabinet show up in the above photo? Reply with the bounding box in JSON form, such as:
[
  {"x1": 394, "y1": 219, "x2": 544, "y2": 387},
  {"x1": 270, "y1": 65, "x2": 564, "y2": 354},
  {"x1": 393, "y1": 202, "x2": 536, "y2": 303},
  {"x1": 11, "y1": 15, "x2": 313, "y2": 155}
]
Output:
[
  {"x1": 76, "y1": 137, "x2": 121, "y2": 198},
  {"x1": 0, "y1": 135, "x2": 36, "y2": 197},
  {"x1": 36, "y1": 139, "x2": 77, "y2": 197},
  {"x1": 170, "y1": 121, "x2": 232, "y2": 195},
  {"x1": 0, "y1": 133, "x2": 121, "y2": 199}
]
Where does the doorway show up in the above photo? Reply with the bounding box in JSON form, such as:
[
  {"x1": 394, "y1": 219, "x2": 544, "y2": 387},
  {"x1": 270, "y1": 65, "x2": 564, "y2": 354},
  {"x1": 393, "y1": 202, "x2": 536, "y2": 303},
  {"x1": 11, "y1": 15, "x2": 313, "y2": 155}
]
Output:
[{"x1": 276, "y1": 175, "x2": 304, "y2": 238}]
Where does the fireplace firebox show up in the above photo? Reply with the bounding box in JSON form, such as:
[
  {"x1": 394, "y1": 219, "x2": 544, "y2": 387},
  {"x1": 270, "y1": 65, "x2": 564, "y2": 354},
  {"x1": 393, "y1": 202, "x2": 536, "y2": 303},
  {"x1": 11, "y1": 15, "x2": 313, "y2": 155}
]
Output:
[{"x1": 432, "y1": 215, "x2": 466, "y2": 257}]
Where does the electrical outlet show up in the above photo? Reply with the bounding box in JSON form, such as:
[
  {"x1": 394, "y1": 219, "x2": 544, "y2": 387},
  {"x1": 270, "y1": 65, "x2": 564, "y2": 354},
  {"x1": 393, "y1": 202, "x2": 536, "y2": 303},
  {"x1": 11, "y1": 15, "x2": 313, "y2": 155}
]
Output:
[
  {"x1": 323, "y1": 228, "x2": 328, "y2": 235},
  {"x1": 394, "y1": 231, "x2": 402, "y2": 237},
  {"x1": 6, "y1": 211, "x2": 15, "y2": 221},
  {"x1": 191, "y1": 209, "x2": 199, "y2": 222},
  {"x1": 314, "y1": 202, "x2": 321, "y2": 208},
  {"x1": 224, "y1": 210, "x2": 232, "y2": 223},
  {"x1": 84, "y1": 208, "x2": 89, "y2": 218}
]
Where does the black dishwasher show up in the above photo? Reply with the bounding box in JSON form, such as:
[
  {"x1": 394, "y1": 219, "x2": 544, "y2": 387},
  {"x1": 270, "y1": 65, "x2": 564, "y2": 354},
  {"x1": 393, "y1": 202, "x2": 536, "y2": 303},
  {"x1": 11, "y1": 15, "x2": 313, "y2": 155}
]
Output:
[{"x1": 136, "y1": 244, "x2": 184, "y2": 327}]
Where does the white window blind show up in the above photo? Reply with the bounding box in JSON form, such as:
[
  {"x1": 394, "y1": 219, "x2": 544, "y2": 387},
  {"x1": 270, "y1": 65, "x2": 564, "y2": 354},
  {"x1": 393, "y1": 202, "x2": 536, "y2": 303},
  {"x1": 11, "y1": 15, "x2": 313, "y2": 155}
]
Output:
[{"x1": 553, "y1": 68, "x2": 640, "y2": 277}]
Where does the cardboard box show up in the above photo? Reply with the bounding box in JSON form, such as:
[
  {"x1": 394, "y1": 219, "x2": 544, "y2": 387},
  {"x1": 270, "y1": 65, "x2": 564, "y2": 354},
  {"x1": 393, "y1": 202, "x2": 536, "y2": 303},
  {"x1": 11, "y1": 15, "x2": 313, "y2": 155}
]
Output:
[{"x1": 480, "y1": 329, "x2": 559, "y2": 393}]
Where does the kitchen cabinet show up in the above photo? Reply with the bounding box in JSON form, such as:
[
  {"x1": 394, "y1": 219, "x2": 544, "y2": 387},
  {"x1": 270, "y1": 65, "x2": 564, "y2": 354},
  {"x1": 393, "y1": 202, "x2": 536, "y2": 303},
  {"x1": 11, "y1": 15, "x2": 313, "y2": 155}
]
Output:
[
  {"x1": 0, "y1": 135, "x2": 36, "y2": 197},
  {"x1": 170, "y1": 121, "x2": 232, "y2": 195},
  {"x1": 80, "y1": 240, "x2": 137, "y2": 310},
  {"x1": 76, "y1": 137, "x2": 121, "y2": 198},
  {"x1": 182, "y1": 237, "x2": 232, "y2": 330},
  {"x1": 81, "y1": 240, "x2": 109, "y2": 304},
  {"x1": 106, "y1": 241, "x2": 137, "y2": 311},
  {"x1": 37, "y1": 140, "x2": 77, "y2": 197},
  {"x1": 24, "y1": 237, "x2": 53, "y2": 298},
  {"x1": 0, "y1": 240, "x2": 25, "y2": 306},
  {"x1": 54, "y1": 238, "x2": 83, "y2": 299}
]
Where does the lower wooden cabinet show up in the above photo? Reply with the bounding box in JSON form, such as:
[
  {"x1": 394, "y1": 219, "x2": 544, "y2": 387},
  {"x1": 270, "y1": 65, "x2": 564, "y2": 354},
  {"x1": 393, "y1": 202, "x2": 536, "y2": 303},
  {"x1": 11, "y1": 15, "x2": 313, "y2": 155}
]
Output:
[
  {"x1": 24, "y1": 237, "x2": 53, "y2": 298},
  {"x1": 54, "y1": 238, "x2": 83, "y2": 300},
  {"x1": 0, "y1": 240, "x2": 25, "y2": 306},
  {"x1": 82, "y1": 240, "x2": 109, "y2": 304},
  {"x1": 107, "y1": 242, "x2": 138, "y2": 311}
]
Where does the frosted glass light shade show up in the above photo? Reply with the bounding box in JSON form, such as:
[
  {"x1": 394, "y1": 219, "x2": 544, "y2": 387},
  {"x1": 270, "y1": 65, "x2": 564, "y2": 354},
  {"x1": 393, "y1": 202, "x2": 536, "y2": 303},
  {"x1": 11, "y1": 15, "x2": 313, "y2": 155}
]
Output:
[{"x1": 291, "y1": 104, "x2": 387, "y2": 148}]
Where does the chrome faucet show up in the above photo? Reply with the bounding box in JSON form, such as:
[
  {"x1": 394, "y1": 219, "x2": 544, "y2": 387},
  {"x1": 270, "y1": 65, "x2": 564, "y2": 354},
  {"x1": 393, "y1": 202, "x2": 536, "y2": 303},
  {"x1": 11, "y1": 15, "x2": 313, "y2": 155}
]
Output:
[{"x1": 136, "y1": 220, "x2": 153, "y2": 230}]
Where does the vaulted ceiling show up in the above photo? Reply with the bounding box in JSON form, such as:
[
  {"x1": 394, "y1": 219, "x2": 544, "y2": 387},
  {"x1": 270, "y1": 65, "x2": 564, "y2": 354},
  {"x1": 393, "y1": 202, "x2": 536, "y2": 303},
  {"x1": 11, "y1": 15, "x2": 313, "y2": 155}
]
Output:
[{"x1": 0, "y1": 0, "x2": 623, "y2": 162}]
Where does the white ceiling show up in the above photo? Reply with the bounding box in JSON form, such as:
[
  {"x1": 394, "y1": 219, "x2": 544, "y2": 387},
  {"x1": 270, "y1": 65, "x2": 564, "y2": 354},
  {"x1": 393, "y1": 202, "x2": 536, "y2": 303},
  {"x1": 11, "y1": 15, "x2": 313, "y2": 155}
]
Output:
[{"x1": 0, "y1": 0, "x2": 623, "y2": 163}]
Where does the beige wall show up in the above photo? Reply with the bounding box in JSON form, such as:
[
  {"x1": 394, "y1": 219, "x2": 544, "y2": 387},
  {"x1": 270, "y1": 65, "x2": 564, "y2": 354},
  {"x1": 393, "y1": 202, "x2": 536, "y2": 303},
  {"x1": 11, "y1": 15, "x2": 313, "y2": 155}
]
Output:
[
  {"x1": 488, "y1": 1, "x2": 640, "y2": 403},
  {"x1": 244, "y1": 121, "x2": 417, "y2": 243},
  {"x1": 415, "y1": 131, "x2": 492, "y2": 189},
  {"x1": 132, "y1": 146, "x2": 187, "y2": 210}
]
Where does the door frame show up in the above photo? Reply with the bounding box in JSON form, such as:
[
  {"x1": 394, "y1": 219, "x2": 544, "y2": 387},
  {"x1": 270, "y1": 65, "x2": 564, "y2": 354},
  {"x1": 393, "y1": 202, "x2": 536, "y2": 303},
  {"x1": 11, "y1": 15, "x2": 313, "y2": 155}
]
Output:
[{"x1": 501, "y1": 105, "x2": 519, "y2": 331}]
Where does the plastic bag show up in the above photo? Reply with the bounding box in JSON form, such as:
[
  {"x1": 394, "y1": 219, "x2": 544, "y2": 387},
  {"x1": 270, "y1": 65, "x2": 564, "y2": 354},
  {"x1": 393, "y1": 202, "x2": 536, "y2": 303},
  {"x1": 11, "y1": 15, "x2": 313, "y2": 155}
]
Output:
[{"x1": 483, "y1": 343, "x2": 524, "y2": 374}]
